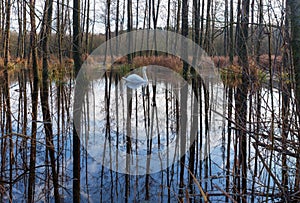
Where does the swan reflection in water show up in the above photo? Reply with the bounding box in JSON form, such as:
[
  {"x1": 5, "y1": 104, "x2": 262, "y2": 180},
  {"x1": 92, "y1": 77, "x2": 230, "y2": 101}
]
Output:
[{"x1": 122, "y1": 66, "x2": 148, "y2": 90}]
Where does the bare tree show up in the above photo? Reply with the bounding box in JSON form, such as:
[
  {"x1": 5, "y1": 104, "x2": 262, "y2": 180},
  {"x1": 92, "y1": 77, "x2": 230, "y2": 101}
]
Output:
[
  {"x1": 235, "y1": 0, "x2": 250, "y2": 202},
  {"x1": 3, "y1": 0, "x2": 13, "y2": 200},
  {"x1": 73, "y1": 0, "x2": 83, "y2": 202},
  {"x1": 27, "y1": 0, "x2": 39, "y2": 201},
  {"x1": 288, "y1": 0, "x2": 300, "y2": 196},
  {"x1": 40, "y1": 0, "x2": 61, "y2": 202}
]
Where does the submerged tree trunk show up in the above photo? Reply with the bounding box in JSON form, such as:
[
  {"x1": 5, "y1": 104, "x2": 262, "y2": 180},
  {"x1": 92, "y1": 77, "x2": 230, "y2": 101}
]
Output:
[
  {"x1": 27, "y1": 0, "x2": 39, "y2": 202},
  {"x1": 73, "y1": 0, "x2": 83, "y2": 202},
  {"x1": 3, "y1": 0, "x2": 13, "y2": 200},
  {"x1": 235, "y1": 0, "x2": 250, "y2": 202},
  {"x1": 40, "y1": 0, "x2": 60, "y2": 202},
  {"x1": 288, "y1": 0, "x2": 300, "y2": 195}
]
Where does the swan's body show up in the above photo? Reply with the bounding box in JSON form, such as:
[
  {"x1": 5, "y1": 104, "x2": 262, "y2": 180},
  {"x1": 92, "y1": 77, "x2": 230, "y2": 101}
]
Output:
[{"x1": 122, "y1": 67, "x2": 148, "y2": 89}]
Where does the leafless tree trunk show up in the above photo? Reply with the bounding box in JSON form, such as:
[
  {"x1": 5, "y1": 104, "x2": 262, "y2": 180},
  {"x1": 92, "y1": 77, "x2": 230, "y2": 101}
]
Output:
[
  {"x1": 85, "y1": 0, "x2": 90, "y2": 53},
  {"x1": 3, "y1": 0, "x2": 13, "y2": 201},
  {"x1": 127, "y1": 0, "x2": 133, "y2": 64},
  {"x1": 288, "y1": 0, "x2": 300, "y2": 196},
  {"x1": 281, "y1": 0, "x2": 291, "y2": 197},
  {"x1": 27, "y1": 0, "x2": 39, "y2": 202},
  {"x1": 40, "y1": 0, "x2": 61, "y2": 202},
  {"x1": 73, "y1": 0, "x2": 83, "y2": 202},
  {"x1": 203, "y1": 0, "x2": 211, "y2": 54},
  {"x1": 235, "y1": 0, "x2": 250, "y2": 202},
  {"x1": 115, "y1": 0, "x2": 119, "y2": 53},
  {"x1": 57, "y1": 0, "x2": 63, "y2": 63}
]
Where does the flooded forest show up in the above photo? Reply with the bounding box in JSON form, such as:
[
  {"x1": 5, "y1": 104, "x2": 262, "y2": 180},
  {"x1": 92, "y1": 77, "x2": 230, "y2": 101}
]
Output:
[{"x1": 1, "y1": 0, "x2": 300, "y2": 202}]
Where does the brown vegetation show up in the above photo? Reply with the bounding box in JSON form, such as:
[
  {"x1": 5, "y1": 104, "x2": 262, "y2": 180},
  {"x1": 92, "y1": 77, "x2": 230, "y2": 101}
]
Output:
[{"x1": 213, "y1": 54, "x2": 283, "y2": 71}]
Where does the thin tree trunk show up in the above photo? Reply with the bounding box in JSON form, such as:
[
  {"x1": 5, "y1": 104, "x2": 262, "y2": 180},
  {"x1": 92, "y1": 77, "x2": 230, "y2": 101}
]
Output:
[
  {"x1": 251, "y1": 1, "x2": 263, "y2": 202},
  {"x1": 90, "y1": 0, "x2": 96, "y2": 52},
  {"x1": 85, "y1": 0, "x2": 90, "y2": 53},
  {"x1": 288, "y1": 0, "x2": 300, "y2": 195},
  {"x1": 203, "y1": 0, "x2": 211, "y2": 54},
  {"x1": 73, "y1": 0, "x2": 83, "y2": 202},
  {"x1": 17, "y1": 0, "x2": 22, "y2": 58},
  {"x1": 181, "y1": 0, "x2": 189, "y2": 77},
  {"x1": 176, "y1": 0, "x2": 181, "y2": 34},
  {"x1": 22, "y1": 0, "x2": 27, "y2": 59},
  {"x1": 40, "y1": 0, "x2": 60, "y2": 202},
  {"x1": 3, "y1": 0, "x2": 13, "y2": 200},
  {"x1": 281, "y1": 1, "x2": 291, "y2": 198},
  {"x1": 229, "y1": 0, "x2": 234, "y2": 62},
  {"x1": 235, "y1": 0, "x2": 250, "y2": 202},
  {"x1": 27, "y1": 0, "x2": 39, "y2": 202},
  {"x1": 226, "y1": 1, "x2": 234, "y2": 201},
  {"x1": 0, "y1": 1, "x2": 2, "y2": 57},
  {"x1": 200, "y1": 0, "x2": 205, "y2": 46},
  {"x1": 115, "y1": 0, "x2": 119, "y2": 54},
  {"x1": 57, "y1": 0, "x2": 62, "y2": 64},
  {"x1": 127, "y1": 0, "x2": 133, "y2": 64},
  {"x1": 224, "y1": 0, "x2": 228, "y2": 56}
]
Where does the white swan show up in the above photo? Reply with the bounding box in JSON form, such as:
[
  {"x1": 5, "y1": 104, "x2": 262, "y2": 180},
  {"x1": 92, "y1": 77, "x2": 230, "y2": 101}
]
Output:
[{"x1": 122, "y1": 66, "x2": 148, "y2": 89}]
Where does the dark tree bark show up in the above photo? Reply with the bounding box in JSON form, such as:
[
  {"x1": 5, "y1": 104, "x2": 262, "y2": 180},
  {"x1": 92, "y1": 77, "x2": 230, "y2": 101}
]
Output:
[
  {"x1": 40, "y1": 0, "x2": 61, "y2": 202},
  {"x1": 281, "y1": 0, "x2": 290, "y2": 198},
  {"x1": 288, "y1": 0, "x2": 300, "y2": 195},
  {"x1": 251, "y1": 1, "x2": 263, "y2": 202},
  {"x1": 176, "y1": 0, "x2": 181, "y2": 34},
  {"x1": 115, "y1": 0, "x2": 119, "y2": 53},
  {"x1": 0, "y1": 1, "x2": 2, "y2": 57},
  {"x1": 181, "y1": 0, "x2": 189, "y2": 77},
  {"x1": 73, "y1": 0, "x2": 83, "y2": 202},
  {"x1": 22, "y1": 1, "x2": 27, "y2": 59},
  {"x1": 3, "y1": 0, "x2": 13, "y2": 200},
  {"x1": 152, "y1": 0, "x2": 160, "y2": 56},
  {"x1": 16, "y1": 1, "x2": 23, "y2": 58},
  {"x1": 200, "y1": 0, "x2": 205, "y2": 46},
  {"x1": 127, "y1": 0, "x2": 133, "y2": 64},
  {"x1": 57, "y1": 0, "x2": 63, "y2": 63},
  {"x1": 27, "y1": 0, "x2": 39, "y2": 202},
  {"x1": 225, "y1": 1, "x2": 234, "y2": 201},
  {"x1": 235, "y1": 0, "x2": 250, "y2": 202},
  {"x1": 104, "y1": 0, "x2": 111, "y2": 63},
  {"x1": 224, "y1": 0, "x2": 228, "y2": 56},
  {"x1": 229, "y1": 0, "x2": 234, "y2": 63},
  {"x1": 73, "y1": 0, "x2": 82, "y2": 76},
  {"x1": 85, "y1": 0, "x2": 90, "y2": 53},
  {"x1": 203, "y1": 0, "x2": 211, "y2": 54},
  {"x1": 152, "y1": 0, "x2": 161, "y2": 29}
]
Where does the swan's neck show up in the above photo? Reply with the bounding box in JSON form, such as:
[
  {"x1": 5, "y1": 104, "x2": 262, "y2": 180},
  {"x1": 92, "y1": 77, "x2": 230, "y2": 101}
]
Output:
[{"x1": 143, "y1": 69, "x2": 148, "y2": 82}]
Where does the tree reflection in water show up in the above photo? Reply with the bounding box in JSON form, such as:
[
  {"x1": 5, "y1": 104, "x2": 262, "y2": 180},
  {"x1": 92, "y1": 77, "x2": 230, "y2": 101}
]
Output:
[
  {"x1": 77, "y1": 65, "x2": 219, "y2": 202},
  {"x1": 1, "y1": 65, "x2": 289, "y2": 202}
]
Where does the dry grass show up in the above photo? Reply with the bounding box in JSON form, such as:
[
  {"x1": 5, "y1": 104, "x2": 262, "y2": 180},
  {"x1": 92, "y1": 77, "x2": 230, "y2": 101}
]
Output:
[
  {"x1": 220, "y1": 65, "x2": 242, "y2": 87},
  {"x1": 0, "y1": 55, "x2": 75, "y2": 81},
  {"x1": 215, "y1": 54, "x2": 284, "y2": 88},
  {"x1": 0, "y1": 58, "x2": 4, "y2": 69},
  {"x1": 113, "y1": 55, "x2": 183, "y2": 72},
  {"x1": 213, "y1": 55, "x2": 283, "y2": 70},
  {"x1": 133, "y1": 55, "x2": 183, "y2": 72},
  {"x1": 0, "y1": 54, "x2": 284, "y2": 86},
  {"x1": 219, "y1": 57, "x2": 269, "y2": 88}
]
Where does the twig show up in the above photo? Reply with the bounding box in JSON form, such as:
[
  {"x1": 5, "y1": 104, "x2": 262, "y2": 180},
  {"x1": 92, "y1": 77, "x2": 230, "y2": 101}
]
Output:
[
  {"x1": 185, "y1": 166, "x2": 209, "y2": 203},
  {"x1": 213, "y1": 184, "x2": 237, "y2": 203}
]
